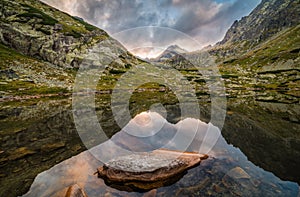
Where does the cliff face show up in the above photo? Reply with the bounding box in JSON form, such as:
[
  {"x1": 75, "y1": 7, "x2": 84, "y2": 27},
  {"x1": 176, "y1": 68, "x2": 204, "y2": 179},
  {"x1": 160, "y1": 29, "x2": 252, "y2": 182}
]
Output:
[
  {"x1": 0, "y1": 0, "x2": 141, "y2": 96},
  {"x1": 0, "y1": 0, "x2": 136, "y2": 69},
  {"x1": 213, "y1": 0, "x2": 300, "y2": 96},
  {"x1": 219, "y1": 0, "x2": 300, "y2": 46},
  {"x1": 208, "y1": 0, "x2": 300, "y2": 59}
]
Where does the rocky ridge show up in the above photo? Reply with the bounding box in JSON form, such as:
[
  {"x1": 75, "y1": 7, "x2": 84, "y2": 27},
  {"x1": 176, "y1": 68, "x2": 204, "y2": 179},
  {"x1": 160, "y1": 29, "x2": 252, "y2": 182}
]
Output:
[
  {"x1": 211, "y1": 0, "x2": 300, "y2": 57},
  {"x1": 0, "y1": 0, "x2": 141, "y2": 96},
  {"x1": 0, "y1": 0, "x2": 137, "y2": 68},
  {"x1": 159, "y1": 0, "x2": 299, "y2": 98}
]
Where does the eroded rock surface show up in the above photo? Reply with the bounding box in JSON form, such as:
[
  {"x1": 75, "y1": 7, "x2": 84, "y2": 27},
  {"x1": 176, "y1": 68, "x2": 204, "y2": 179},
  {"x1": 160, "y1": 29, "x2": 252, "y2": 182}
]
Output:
[{"x1": 97, "y1": 149, "x2": 208, "y2": 191}]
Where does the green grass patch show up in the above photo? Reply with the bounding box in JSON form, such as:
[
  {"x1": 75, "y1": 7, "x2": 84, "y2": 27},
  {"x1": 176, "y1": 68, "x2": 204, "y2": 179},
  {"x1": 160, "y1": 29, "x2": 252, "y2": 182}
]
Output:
[
  {"x1": 17, "y1": 2, "x2": 102, "y2": 39},
  {"x1": 71, "y1": 16, "x2": 98, "y2": 31},
  {"x1": 219, "y1": 25, "x2": 300, "y2": 73},
  {"x1": 93, "y1": 34, "x2": 109, "y2": 42},
  {"x1": 0, "y1": 44, "x2": 27, "y2": 69},
  {"x1": 0, "y1": 80, "x2": 68, "y2": 96},
  {"x1": 19, "y1": 4, "x2": 58, "y2": 26},
  {"x1": 64, "y1": 30, "x2": 82, "y2": 38}
]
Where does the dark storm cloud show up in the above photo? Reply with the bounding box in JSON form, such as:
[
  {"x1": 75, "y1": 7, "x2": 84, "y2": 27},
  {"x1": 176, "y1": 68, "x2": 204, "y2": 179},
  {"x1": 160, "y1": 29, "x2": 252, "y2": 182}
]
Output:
[
  {"x1": 42, "y1": 0, "x2": 261, "y2": 57},
  {"x1": 169, "y1": 0, "x2": 261, "y2": 43}
]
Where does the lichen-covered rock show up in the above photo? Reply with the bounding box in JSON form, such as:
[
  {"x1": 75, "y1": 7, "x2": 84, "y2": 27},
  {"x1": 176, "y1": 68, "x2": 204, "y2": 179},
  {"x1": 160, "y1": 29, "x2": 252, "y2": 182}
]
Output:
[
  {"x1": 97, "y1": 149, "x2": 208, "y2": 191},
  {"x1": 0, "y1": 0, "x2": 141, "y2": 93},
  {"x1": 0, "y1": 0, "x2": 138, "y2": 69}
]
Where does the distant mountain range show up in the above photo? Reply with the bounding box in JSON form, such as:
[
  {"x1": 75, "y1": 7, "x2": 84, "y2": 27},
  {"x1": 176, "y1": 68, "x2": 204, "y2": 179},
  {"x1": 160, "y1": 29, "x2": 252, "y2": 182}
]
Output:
[
  {"x1": 154, "y1": 0, "x2": 299, "y2": 96},
  {"x1": 0, "y1": 0, "x2": 299, "y2": 96},
  {"x1": 162, "y1": 1, "x2": 299, "y2": 67},
  {"x1": 154, "y1": 0, "x2": 300, "y2": 66},
  {"x1": 0, "y1": 1, "x2": 299, "y2": 196}
]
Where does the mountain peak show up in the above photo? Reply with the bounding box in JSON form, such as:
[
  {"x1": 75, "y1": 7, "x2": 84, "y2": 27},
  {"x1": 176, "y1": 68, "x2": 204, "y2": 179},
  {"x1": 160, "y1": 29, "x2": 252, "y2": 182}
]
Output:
[
  {"x1": 165, "y1": 45, "x2": 188, "y2": 54},
  {"x1": 152, "y1": 45, "x2": 187, "y2": 62},
  {"x1": 208, "y1": 0, "x2": 300, "y2": 58},
  {"x1": 218, "y1": 0, "x2": 300, "y2": 47}
]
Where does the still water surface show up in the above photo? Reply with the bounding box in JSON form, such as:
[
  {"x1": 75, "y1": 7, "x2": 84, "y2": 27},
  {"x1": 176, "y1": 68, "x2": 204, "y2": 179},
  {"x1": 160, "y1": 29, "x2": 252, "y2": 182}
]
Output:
[{"x1": 0, "y1": 91, "x2": 299, "y2": 196}]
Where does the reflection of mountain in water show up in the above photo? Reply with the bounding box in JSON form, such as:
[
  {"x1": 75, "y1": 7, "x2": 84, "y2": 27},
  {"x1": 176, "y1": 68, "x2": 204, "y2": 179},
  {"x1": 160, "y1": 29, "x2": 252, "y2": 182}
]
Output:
[
  {"x1": 223, "y1": 99, "x2": 300, "y2": 183},
  {"x1": 0, "y1": 97, "x2": 120, "y2": 196},
  {"x1": 1, "y1": 94, "x2": 300, "y2": 196},
  {"x1": 24, "y1": 111, "x2": 299, "y2": 197}
]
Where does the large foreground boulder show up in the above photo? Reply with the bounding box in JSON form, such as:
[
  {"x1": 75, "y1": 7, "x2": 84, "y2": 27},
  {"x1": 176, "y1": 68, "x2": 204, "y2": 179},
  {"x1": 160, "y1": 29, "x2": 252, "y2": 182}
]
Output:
[{"x1": 97, "y1": 149, "x2": 208, "y2": 191}]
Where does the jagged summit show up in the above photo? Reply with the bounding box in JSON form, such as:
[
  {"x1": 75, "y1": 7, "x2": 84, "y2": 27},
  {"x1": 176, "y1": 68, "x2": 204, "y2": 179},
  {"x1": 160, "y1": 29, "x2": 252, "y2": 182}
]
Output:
[
  {"x1": 212, "y1": 0, "x2": 300, "y2": 57},
  {"x1": 152, "y1": 44, "x2": 188, "y2": 62},
  {"x1": 157, "y1": 0, "x2": 299, "y2": 84},
  {"x1": 219, "y1": 0, "x2": 300, "y2": 45}
]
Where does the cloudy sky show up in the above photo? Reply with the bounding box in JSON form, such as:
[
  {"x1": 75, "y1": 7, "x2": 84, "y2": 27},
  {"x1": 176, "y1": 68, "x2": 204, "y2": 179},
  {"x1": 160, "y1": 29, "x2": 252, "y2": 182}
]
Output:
[{"x1": 42, "y1": 0, "x2": 261, "y2": 58}]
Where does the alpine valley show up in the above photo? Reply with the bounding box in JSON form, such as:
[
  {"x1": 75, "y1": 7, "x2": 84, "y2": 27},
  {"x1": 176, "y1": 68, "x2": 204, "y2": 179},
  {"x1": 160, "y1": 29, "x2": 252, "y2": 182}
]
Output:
[{"x1": 0, "y1": 0, "x2": 299, "y2": 196}]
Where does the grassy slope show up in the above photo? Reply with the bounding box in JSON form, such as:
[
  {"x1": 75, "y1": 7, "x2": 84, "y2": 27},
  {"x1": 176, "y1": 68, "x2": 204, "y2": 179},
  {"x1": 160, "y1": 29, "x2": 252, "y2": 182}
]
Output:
[
  {"x1": 5, "y1": 0, "x2": 105, "y2": 37},
  {"x1": 0, "y1": 0, "x2": 110, "y2": 97},
  {"x1": 218, "y1": 25, "x2": 300, "y2": 90},
  {"x1": 0, "y1": 44, "x2": 71, "y2": 96},
  {"x1": 220, "y1": 25, "x2": 300, "y2": 70}
]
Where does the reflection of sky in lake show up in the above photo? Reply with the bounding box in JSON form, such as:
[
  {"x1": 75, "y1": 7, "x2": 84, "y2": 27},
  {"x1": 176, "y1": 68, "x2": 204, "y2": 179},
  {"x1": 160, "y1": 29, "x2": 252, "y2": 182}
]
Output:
[{"x1": 24, "y1": 111, "x2": 299, "y2": 197}]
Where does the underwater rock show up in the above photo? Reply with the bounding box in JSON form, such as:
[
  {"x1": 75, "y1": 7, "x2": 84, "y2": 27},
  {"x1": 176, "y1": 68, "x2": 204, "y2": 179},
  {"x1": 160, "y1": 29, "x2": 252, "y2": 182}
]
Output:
[
  {"x1": 226, "y1": 167, "x2": 250, "y2": 180},
  {"x1": 97, "y1": 149, "x2": 208, "y2": 191},
  {"x1": 65, "y1": 184, "x2": 88, "y2": 197}
]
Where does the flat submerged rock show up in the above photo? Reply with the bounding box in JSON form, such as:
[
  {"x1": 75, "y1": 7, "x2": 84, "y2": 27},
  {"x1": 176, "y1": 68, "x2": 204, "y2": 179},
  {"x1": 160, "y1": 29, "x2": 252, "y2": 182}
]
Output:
[{"x1": 97, "y1": 149, "x2": 208, "y2": 191}]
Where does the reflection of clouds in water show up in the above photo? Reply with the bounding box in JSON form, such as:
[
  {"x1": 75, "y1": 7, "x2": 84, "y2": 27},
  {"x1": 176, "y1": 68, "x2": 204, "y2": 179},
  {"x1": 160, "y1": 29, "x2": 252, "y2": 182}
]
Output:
[
  {"x1": 24, "y1": 111, "x2": 300, "y2": 197},
  {"x1": 123, "y1": 111, "x2": 166, "y2": 138},
  {"x1": 90, "y1": 111, "x2": 222, "y2": 163},
  {"x1": 175, "y1": 118, "x2": 221, "y2": 154},
  {"x1": 23, "y1": 151, "x2": 103, "y2": 197}
]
